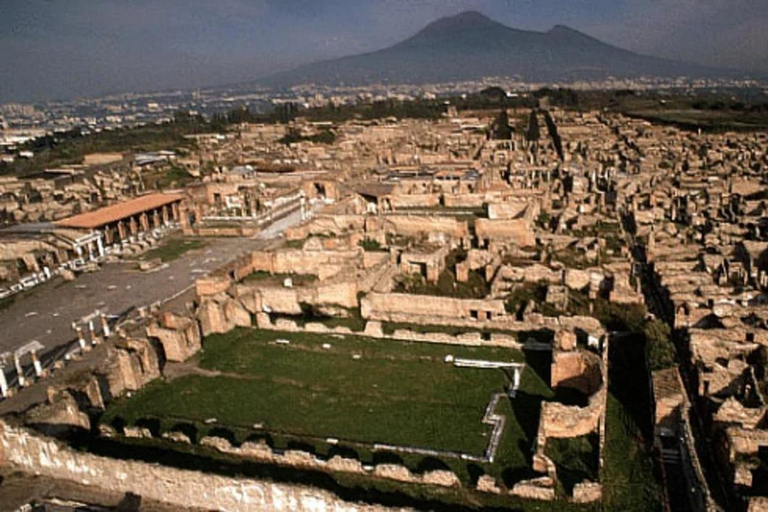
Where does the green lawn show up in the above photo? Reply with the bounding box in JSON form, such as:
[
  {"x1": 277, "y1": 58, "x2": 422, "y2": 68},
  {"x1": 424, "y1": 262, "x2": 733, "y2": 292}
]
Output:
[
  {"x1": 139, "y1": 238, "x2": 207, "y2": 262},
  {"x1": 103, "y1": 328, "x2": 553, "y2": 475}
]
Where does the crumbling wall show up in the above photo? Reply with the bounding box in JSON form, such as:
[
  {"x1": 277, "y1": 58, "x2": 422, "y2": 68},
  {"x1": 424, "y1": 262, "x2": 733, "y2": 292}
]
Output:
[
  {"x1": 369, "y1": 215, "x2": 469, "y2": 240},
  {"x1": 475, "y1": 219, "x2": 535, "y2": 247},
  {"x1": 197, "y1": 292, "x2": 252, "y2": 336},
  {"x1": 487, "y1": 201, "x2": 529, "y2": 220},
  {"x1": 146, "y1": 311, "x2": 202, "y2": 362},
  {"x1": 551, "y1": 350, "x2": 603, "y2": 395},
  {"x1": 102, "y1": 338, "x2": 162, "y2": 397},
  {"x1": 0, "y1": 421, "x2": 412, "y2": 512},
  {"x1": 361, "y1": 292, "x2": 506, "y2": 323}
]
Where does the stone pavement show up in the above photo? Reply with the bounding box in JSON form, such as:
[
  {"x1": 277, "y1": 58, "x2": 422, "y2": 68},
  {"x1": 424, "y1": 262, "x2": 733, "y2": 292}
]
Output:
[{"x1": 0, "y1": 208, "x2": 307, "y2": 366}]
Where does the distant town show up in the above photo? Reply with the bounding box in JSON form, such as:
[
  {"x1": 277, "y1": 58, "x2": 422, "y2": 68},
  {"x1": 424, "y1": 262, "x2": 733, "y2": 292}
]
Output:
[{"x1": 2, "y1": 74, "x2": 766, "y2": 161}]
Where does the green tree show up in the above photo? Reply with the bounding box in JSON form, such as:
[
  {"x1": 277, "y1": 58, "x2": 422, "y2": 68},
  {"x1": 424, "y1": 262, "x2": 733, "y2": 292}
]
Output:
[
  {"x1": 645, "y1": 319, "x2": 676, "y2": 371},
  {"x1": 526, "y1": 110, "x2": 540, "y2": 142}
]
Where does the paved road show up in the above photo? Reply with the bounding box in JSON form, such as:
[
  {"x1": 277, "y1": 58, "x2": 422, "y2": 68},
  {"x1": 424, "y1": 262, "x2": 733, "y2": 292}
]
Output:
[{"x1": 0, "y1": 208, "x2": 304, "y2": 361}]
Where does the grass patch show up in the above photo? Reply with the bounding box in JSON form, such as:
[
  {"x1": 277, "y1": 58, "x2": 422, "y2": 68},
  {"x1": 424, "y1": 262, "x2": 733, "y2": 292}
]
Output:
[
  {"x1": 103, "y1": 328, "x2": 553, "y2": 483},
  {"x1": 601, "y1": 394, "x2": 661, "y2": 511},
  {"x1": 546, "y1": 434, "x2": 599, "y2": 495},
  {"x1": 139, "y1": 238, "x2": 207, "y2": 263},
  {"x1": 284, "y1": 239, "x2": 305, "y2": 249},
  {"x1": 602, "y1": 333, "x2": 663, "y2": 512}
]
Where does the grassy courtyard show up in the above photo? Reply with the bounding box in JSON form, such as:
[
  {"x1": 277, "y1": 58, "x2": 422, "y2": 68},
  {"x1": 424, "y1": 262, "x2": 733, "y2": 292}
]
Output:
[
  {"x1": 102, "y1": 328, "x2": 554, "y2": 483},
  {"x1": 95, "y1": 328, "x2": 665, "y2": 510},
  {"x1": 139, "y1": 237, "x2": 207, "y2": 263}
]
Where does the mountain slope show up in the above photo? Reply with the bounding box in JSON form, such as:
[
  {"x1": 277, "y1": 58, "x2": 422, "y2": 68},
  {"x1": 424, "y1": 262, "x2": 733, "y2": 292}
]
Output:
[{"x1": 261, "y1": 11, "x2": 729, "y2": 87}]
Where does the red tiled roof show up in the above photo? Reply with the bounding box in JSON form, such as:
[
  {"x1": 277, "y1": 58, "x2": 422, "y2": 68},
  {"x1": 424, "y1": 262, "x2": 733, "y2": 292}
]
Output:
[{"x1": 55, "y1": 193, "x2": 183, "y2": 229}]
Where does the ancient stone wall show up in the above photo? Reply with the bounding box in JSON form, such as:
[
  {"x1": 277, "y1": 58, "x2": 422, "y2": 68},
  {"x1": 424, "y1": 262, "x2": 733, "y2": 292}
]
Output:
[
  {"x1": 253, "y1": 315, "x2": 523, "y2": 349},
  {"x1": 388, "y1": 194, "x2": 440, "y2": 209},
  {"x1": 475, "y1": 219, "x2": 535, "y2": 247},
  {"x1": 146, "y1": 312, "x2": 202, "y2": 362},
  {"x1": 0, "y1": 421, "x2": 412, "y2": 512},
  {"x1": 369, "y1": 215, "x2": 469, "y2": 240},
  {"x1": 551, "y1": 351, "x2": 603, "y2": 395},
  {"x1": 487, "y1": 201, "x2": 529, "y2": 220},
  {"x1": 272, "y1": 249, "x2": 361, "y2": 280},
  {"x1": 361, "y1": 292, "x2": 506, "y2": 322}
]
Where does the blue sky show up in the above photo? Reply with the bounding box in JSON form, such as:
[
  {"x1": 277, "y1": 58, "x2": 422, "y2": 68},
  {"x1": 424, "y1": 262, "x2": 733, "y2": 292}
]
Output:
[{"x1": 1, "y1": 0, "x2": 767, "y2": 103}]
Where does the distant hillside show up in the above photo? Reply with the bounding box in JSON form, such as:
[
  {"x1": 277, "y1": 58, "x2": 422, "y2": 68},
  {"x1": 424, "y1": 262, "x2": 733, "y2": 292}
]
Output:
[{"x1": 261, "y1": 11, "x2": 732, "y2": 88}]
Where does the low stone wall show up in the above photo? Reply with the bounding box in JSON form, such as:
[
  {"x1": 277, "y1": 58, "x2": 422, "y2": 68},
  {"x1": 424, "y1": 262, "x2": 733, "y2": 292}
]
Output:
[
  {"x1": 192, "y1": 436, "x2": 461, "y2": 489},
  {"x1": 0, "y1": 420, "x2": 412, "y2": 512},
  {"x1": 361, "y1": 292, "x2": 506, "y2": 323},
  {"x1": 530, "y1": 346, "x2": 608, "y2": 503},
  {"x1": 147, "y1": 311, "x2": 202, "y2": 362},
  {"x1": 253, "y1": 315, "x2": 523, "y2": 349}
]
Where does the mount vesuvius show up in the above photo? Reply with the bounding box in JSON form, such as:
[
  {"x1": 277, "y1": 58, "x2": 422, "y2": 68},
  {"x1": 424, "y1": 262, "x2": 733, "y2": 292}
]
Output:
[{"x1": 261, "y1": 11, "x2": 733, "y2": 88}]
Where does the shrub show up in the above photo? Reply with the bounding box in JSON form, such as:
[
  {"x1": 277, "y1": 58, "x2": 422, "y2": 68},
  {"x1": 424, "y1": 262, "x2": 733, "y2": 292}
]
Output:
[{"x1": 358, "y1": 238, "x2": 383, "y2": 251}]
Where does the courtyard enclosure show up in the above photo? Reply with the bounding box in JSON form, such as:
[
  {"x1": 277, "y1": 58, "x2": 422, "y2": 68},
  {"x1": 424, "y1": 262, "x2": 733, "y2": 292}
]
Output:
[{"x1": 102, "y1": 328, "x2": 553, "y2": 484}]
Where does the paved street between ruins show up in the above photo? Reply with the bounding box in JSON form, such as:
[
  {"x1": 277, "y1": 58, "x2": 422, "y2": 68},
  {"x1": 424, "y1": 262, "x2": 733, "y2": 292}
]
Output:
[
  {"x1": 0, "y1": 208, "x2": 308, "y2": 362},
  {"x1": 0, "y1": 236, "x2": 265, "y2": 358}
]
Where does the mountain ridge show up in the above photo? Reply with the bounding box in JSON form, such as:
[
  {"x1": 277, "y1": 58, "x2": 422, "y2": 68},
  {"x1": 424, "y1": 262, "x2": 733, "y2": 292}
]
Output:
[{"x1": 260, "y1": 11, "x2": 736, "y2": 88}]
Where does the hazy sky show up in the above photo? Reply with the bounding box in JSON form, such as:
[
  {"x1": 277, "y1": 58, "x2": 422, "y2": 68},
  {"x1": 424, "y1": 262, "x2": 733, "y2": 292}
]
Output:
[{"x1": 1, "y1": 0, "x2": 767, "y2": 103}]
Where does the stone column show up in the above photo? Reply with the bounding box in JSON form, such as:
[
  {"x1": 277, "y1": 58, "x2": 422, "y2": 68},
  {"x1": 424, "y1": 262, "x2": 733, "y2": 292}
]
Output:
[
  {"x1": 129, "y1": 216, "x2": 139, "y2": 236},
  {"x1": 171, "y1": 202, "x2": 180, "y2": 221},
  {"x1": 0, "y1": 367, "x2": 8, "y2": 397},
  {"x1": 162, "y1": 205, "x2": 170, "y2": 225},
  {"x1": 104, "y1": 225, "x2": 114, "y2": 245},
  {"x1": 117, "y1": 220, "x2": 127, "y2": 241},
  {"x1": 74, "y1": 324, "x2": 86, "y2": 350},
  {"x1": 140, "y1": 212, "x2": 150, "y2": 232},
  {"x1": 13, "y1": 354, "x2": 25, "y2": 387},
  {"x1": 88, "y1": 320, "x2": 99, "y2": 345},
  {"x1": 101, "y1": 313, "x2": 111, "y2": 338},
  {"x1": 96, "y1": 235, "x2": 105, "y2": 257},
  {"x1": 153, "y1": 209, "x2": 161, "y2": 229},
  {"x1": 31, "y1": 351, "x2": 42, "y2": 377}
]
